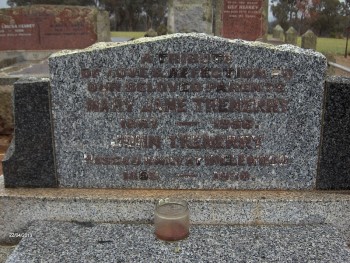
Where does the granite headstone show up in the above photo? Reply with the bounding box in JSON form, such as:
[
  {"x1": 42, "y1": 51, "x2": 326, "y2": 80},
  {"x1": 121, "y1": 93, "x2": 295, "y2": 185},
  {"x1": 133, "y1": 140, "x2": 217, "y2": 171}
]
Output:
[
  {"x1": 167, "y1": 0, "x2": 213, "y2": 34},
  {"x1": 2, "y1": 78, "x2": 56, "y2": 187},
  {"x1": 317, "y1": 76, "x2": 350, "y2": 190},
  {"x1": 273, "y1": 25, "x2": 284, "y2": 41},
  {"x1": 49, "y1": 33, "x2": 326, "y2": 189},
  {"x1": 285, "y1": 26, "x2": 298, "y2": 45},
  {"x1": 302, "y1": 30, "x2": 317, "y2": 50}
]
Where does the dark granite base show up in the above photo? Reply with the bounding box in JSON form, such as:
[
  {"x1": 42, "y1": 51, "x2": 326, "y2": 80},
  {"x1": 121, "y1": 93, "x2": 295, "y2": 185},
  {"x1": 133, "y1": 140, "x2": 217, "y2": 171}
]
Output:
[
  {"x1": 318, "y1": 77, "x2": 350, "y2": 189},
  {"x1": 6, "y1": 221, "x2": 350, "y2": 262},
  {"x1": 2, "y1": 78, "x2": 56, "y2": 187}
]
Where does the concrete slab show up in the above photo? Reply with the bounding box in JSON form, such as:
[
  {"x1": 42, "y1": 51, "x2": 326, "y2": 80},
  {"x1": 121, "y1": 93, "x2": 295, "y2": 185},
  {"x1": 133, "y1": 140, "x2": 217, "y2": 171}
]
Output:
[
  {"x1": 1, "y1": 176, "x2": 350, "y2": 246},
  {"x1": 0, "y1": 245, "x2": 14, "y2": 263},
  {"x1": 5, "y1": 221, "x2": 350, "y2": 262}
]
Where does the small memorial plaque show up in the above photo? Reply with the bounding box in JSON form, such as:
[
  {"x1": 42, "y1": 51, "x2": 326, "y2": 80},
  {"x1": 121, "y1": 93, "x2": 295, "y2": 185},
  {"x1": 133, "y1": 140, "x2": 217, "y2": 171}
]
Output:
[
  {"x1": 221, "y1": 0, "x2": 267, "y2": 40},
  {"x1": 49, "y1": 33, "x2": 326, "y2": 189}
]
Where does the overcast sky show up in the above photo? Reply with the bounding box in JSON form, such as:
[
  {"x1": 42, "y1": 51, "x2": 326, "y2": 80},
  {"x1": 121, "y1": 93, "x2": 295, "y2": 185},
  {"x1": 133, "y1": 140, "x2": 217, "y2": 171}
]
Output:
[{"x1": 0, "y1": 0, "x2": 8, "y2": 8}]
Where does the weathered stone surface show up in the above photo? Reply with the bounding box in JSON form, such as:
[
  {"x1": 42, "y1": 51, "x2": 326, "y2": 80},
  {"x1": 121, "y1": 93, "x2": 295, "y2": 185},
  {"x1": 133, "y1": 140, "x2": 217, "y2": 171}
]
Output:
[
  {"x1": 0, "y1": 245, "x2": 15, "y2": 263},
  {"x1": 2, "y1": 78, "x2": 56, "y2": 188},
  {"x1": 0, "y1": 5, "x2": 110, "y2": 51},
  {"x1": 96, "y1": 10, "x2": 111, "y2": 42},
  {"x1": 167, "y1": 0, "x2": 212, "y2": 34},
  {"x1": 302, "y1": 29, "x2": 317, "y2": 50},
  {"x1": 273, "y1": 25, "x2": 284, "y2": 41},
  {"x1": 285, "y1": 26, "x2": 297, "y2": 45},
  {"x1": 6, "y1": 221, "x2": 350, "y2": 262},
  {"x1": 318, "y1": 76, "x2": 350, "y2": 190},
  {"x1": 0, "y1": 86, "x2": 13, "y2": 135},
  {"x1": 49, "y1": 33, "x2": 326, "y2": 189},
  {"x1": 2, "y1": 179, "x2": 350, "y2": 245},
  {"x1": 215, "y1": 0, "x2": 268, "y2": 41}
]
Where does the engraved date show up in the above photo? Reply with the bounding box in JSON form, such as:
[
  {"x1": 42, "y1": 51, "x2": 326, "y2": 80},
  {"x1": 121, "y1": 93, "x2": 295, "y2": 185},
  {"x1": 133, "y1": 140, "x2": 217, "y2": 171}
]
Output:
[{"x1": 9, "y1": 232, "x2": 32, "y2": 238}]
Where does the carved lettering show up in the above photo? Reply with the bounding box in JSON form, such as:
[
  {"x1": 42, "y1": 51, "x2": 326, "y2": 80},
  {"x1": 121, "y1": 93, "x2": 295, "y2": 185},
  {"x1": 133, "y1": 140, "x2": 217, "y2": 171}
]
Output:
[
  {"x1": 85, "y1": 154, "x2": 288, "y2": 167},
  {"x1": 170, "y1": 135, "x2": 263, "y2": 149},
  {"x1": 81, "y1": 51, "x2": 295, "y2": 185},
  {"x1": 111, "y1": 135, "x2": 161, "y2": 149},
  {"x1": 214, "y1": 119, "x2": 254, "y2": 129},
  {"x1": 123, "y1": 170, "x2": 159, "y2": 180},
  {"x1": 86, "y1": 98, "x2": 133, "y2": 112}
]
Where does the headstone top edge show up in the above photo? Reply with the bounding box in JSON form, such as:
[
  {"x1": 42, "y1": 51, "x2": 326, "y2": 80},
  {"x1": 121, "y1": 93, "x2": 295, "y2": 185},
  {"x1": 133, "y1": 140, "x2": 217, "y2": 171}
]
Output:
[
  {"x1": 49, "y1": 33, "x2": 325, "y2": 60},
  {"x1": 326, "y1": 76, "x2": 350, "y2": 84},
  {"x1": 14, "y1": 77, "x2": 50, "y2": 86}
]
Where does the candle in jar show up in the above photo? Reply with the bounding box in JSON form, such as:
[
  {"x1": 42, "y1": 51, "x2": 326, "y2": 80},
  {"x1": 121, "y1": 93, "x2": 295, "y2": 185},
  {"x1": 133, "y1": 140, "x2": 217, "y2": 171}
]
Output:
[{"x1": 154, "y1": 198, "x2": 189, "y2": 241}]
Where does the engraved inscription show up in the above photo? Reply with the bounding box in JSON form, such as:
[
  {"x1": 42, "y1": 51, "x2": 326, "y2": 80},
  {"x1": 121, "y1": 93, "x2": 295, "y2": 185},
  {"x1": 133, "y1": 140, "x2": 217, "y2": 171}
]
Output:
[
  {"x1": 81, "y1": 52, "x2": 294, "y2": 183},
  {"x1": 84, "y1": 154, "x2": 288, "y2": 166},
  {"x1": 222, "y1": 0, "x2": 265, "y2": 41}
]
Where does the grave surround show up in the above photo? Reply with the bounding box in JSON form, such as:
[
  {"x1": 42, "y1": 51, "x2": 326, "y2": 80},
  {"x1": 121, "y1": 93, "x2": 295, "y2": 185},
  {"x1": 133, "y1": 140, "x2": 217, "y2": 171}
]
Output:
[
  {"x1": 49, "y1": 33, "x2": 327, "y2": 189},
  {"x1": 2, "y1": 33, "x2": 350, "y2": 262},
  {"x1": 318, "y1": 76, "x2": 350, "y2": 189},
  {"x1": 2, "y1": 78, "x2": 56, "y2": 188},
  {"x1": 5, "y1": 221, "x2": 350, "y2": 262}
]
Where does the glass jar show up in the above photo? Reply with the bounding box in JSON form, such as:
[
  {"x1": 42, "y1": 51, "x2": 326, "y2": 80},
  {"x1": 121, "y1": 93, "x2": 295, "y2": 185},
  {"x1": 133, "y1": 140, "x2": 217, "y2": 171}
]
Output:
[{"x1": 154, "y1": 198, "x2": 189, "y2": 241}]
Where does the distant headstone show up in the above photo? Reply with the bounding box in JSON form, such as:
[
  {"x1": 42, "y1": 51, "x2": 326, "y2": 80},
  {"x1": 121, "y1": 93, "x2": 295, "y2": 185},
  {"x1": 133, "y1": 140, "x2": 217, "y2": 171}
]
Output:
[
  {"x1": 318, "y1": 76, "x2": 350, "y2": 190},
  {"x1": 0, "y1": 5, "x2": 110, "y2": 51},
  {"x1": 144, "y1": 28, "x2": 158, "y2": 37},
  {"x1": 273, "y1": 25, "x2": 284, "y2": 41},
  {"x1": 48, "y1": 33, "x2": 326, "y2": 189},
  {"x1": 301, "y1": 30, "x2": 317, "y2": 50},
  {"x1": 285, "y1": 27, "x2": 297, "y2": 45},
  {"x1": 167, "y1": 0, "x2": 212, "y2": 34},
  {"x1": 215, "y1": 0, "x2": 268, "y2": 41},
  {"x1": 2, "y1": 78, "x2": 56, "y2": 187}
]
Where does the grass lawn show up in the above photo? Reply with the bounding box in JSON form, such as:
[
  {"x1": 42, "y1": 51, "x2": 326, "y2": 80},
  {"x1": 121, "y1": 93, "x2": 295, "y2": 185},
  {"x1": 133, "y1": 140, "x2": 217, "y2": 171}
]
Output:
[
  {"x1": 296, "y1": 37, "x2": 348, "y2": 56},
  {"x1": 111, "y1": 31, "x2": 145, "y2": 39},
  {"x1": 269, "y1": 34, "x2": 348, "y2": 56}
]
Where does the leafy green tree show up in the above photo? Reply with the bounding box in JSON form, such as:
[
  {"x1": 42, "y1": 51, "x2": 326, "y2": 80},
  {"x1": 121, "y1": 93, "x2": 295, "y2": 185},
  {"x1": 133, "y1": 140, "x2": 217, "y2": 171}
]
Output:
[
  {"x1": 7, "y1": 0, "x2": 98, "y2": 7},
  {"x1": 310, "y1": 0, "x2": 341, "y2": 36},
  {"x1": 100, "y1": 0, "x2": 143, "y2": 31},
  {"x1": 271, "y1": 0, "x2": 298, "y2": 30},
  {"x1": 99, "y1": 0, "x2": 167, "y2": 31},
  {"x1": 272, "y1": 0, "x2": 348, "y2": 37},
  {"x1": 142, "y1": 0, "x2": 167, "y2": 30}
]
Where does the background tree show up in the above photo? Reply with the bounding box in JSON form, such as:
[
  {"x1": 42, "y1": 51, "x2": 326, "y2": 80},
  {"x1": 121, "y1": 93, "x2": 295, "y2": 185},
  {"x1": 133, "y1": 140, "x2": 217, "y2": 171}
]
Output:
[
  {"x1": 7, "y1": 0, "x2": 97, "y2": 7},
  {"x1": 271, "y1": 0, "x2": 298, "y2": 30},
  {"x1": 142, "y1": 0, "x2": 167, "y2": 30},
  {"x1": 271, "y1": 0, "x2": 348, "y2": 37},
  {"x1": 100, "y1": 0, "x2": 143, "y2": 31},
  {"x1": 310, "y1": 0, "x2": 342, "y2": 36}
]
